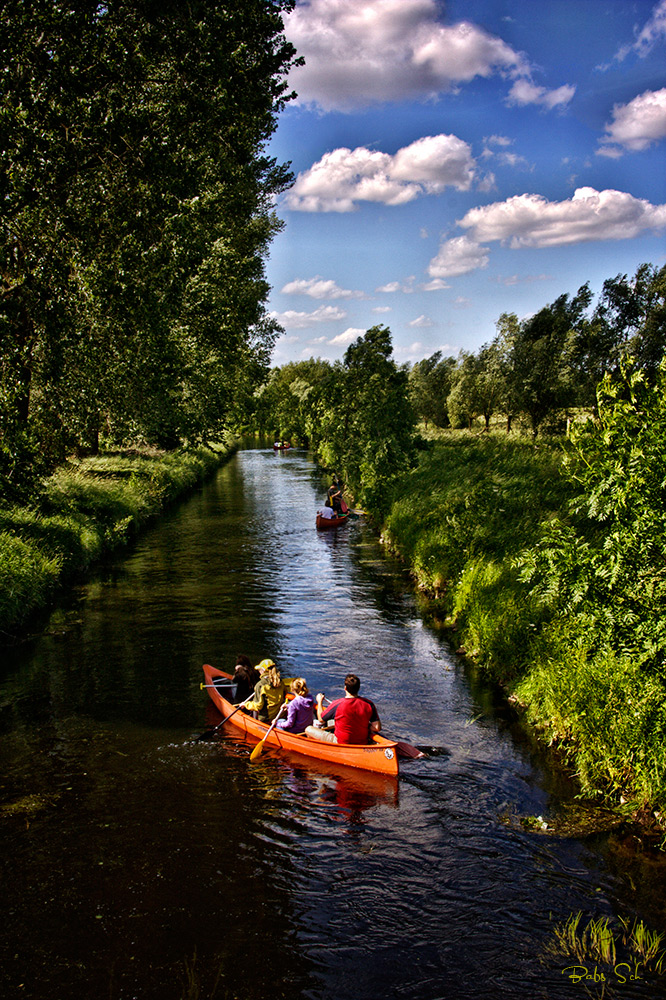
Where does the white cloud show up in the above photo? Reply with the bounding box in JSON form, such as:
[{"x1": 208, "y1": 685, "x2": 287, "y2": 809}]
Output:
[
  {"x1": 616, "y1": 0, "x2": 666, "y2": 60},
  {"x1": 420, "y1": 278, "x2": 450, "y2": 290},
  {"x1": 375, "y1": 278, "x2": 415, "y2": 293},
  {"x1": 372, "y1": 305, "x2": 392, "y2": 313},
  {"x1": 286, "y1": 134, "x2": 475, "y2": 212},
  {"x1": 427, "y1": 235, "x2": 490, "y2": 278},
  {"x1": 281, "y1": 276, "x2": 366, "y2": 299},
  {"x1": 458, "y1": 187, "x2": 666, "y2": 247},
  {"x1": 271, "y1": 305, "x2": 348, "y2": 329},
  {"x1": 453, "y1": 297, "x2": 471, "y2": 308},
  {"x1": 409, "y1": 314, "x2": 434, "y2": 327},
  {"x1": 506, "y1": 78, "x2": 576, "y2": 110},
  {"x1": 597, "y1": 88, "x2": 666, "y2": 156},
  {"x1": 394, "y1": 341, "x2": 426, "y2": 360},
  {"x1": 284, "y1": 0, "x2": 528, "y2": 110},
  {"x1": 477, "y1": 172, "x2": 497, "y2": 193},
  {"x1": 330, "y1": 327, "x2": 365, "y2": 345},
  {"x1": 484, "y1": 134, "x2": 513, "y2": 147},
  {"x1": 284, "y1": 0, "x2": 572, "y2": 114},
  {"x1": 496, "y1": 151, "x2": 532, "y2": 170}
]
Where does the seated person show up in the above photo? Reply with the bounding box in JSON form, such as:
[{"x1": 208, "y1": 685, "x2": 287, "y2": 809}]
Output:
[
  {"x1": 244, "y1": 660, "x2": 289, "y2": 722},
  {"x1": 232, "y1": 654, "x2": 260, "y2": 703},
  {"x1": 318, "y1": 506, "x2": 335, "y2": 519},
  {"x1": 327, "y1": 479, "x2": 343, "y2": 514},
  {"x1": 275, "y1": 678, "x2": 314, "y2": 734},
  {"x1": 306, "y1": 674, "x2": 381, "y2": 744}
]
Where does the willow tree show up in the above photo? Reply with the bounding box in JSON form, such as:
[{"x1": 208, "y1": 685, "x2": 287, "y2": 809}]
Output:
[{"x1": 0, "y1": 0, "x2": 300, "y2": 496}]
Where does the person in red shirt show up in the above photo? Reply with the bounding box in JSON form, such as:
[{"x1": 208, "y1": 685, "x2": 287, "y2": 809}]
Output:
[{"x1": 307, "y1": 674, "x2": 381, "y2": 744}]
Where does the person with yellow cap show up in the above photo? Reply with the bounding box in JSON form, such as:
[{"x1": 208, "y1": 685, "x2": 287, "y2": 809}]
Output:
[{"x1": 244, "y1": 659, "x2": 290, "y2": 722}]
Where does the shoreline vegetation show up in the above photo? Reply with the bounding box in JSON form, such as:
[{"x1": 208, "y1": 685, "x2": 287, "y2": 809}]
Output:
[
  {"x1": 2, "y1": 425, "x2": 665, "y2": 845},
  {"x1": 378, "y1": 419, "x2": 666, "y2": 846},
  {"x1": 0, "y1": 441, "x2": 235, "y2": 642}
]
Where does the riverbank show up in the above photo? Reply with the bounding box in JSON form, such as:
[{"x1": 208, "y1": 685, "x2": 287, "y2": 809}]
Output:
[
  {"x1": 380, "y1": 427, "x2": 666, "y2": 843},
  {"x1": 0, "y1": 441, "x2": 236, "y2": 640}
]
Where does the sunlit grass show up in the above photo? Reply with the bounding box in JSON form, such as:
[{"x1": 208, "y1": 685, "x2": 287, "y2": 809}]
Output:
[
  {"x1": 0, "y1": 445, "x2": 233, "y2": 633},
  {"x1": 381, "y1": 427, "x2": 666, "y2": 814},
  {"x1": 548, "y1": 911, "x2": 665, "y2": 974}
]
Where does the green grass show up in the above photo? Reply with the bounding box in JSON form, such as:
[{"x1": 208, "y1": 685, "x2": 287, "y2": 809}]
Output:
[
  {"x1": 548, "y1": 911, "x2": 666, "y2": 977},
  {"x1": 381, "y1": 426, "x2": 666, "y2": 820},
  {"x1": 383, "y1": 430, "x2": 568, "y2": 594},
  {"x1": 0, "y1": 443, "x2": 234, "y2": 634}
]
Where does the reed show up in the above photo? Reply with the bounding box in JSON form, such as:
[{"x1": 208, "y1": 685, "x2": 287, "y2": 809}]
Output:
[
  {"x1": 619, "y1": 917, "x2": 666, "y2": 969},
  {"x1": 550, "y1": 912, "x2": 665, "y2": 974}
]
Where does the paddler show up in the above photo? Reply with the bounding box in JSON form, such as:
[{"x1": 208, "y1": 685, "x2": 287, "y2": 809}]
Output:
[{"x1": 306, "y1": 674, "x2": 381, "y2": 744}]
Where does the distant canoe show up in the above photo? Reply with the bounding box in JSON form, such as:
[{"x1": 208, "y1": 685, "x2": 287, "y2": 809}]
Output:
[
  {"x1": 273, "y1": 443, "x2": 292, "y2": 451},
  {"x1": 316, "y1": 511, "x2": 349, "y2": 529}
]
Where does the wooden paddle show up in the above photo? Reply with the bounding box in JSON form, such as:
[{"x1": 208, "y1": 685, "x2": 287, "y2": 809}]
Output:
[
  {"x1": 195, "y1": 692, "x2": 255, "y2": 742},
  {"x1": 249, "y1": 703, "x2": 287, "y2": 761}
]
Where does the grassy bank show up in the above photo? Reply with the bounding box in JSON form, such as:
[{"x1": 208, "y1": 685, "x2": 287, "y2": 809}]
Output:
[
  {"x1": 382, "y1": 427, "x2": 666, "y2": 831},
  {"x1": 0, "y1": 443, "x2": 235, "y2": 638}
]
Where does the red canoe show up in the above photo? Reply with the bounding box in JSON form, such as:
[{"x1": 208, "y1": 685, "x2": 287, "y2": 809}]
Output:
[
  {"x1": 316, "y1": 511, "x2": 349, "y2": 529},
  {"x1": 201, "y1": 664, "x2": 400, "y2": 776}
]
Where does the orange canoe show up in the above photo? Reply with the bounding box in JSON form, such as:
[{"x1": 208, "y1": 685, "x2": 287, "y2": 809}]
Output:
[{"x1": 201, "y1": 664, "x2": 400, "y2": 776}]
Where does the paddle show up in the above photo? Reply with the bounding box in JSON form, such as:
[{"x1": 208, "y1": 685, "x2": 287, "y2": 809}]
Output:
[
  {"x1": 195, "y1": 692, "x2": 255, "y2": 742},
  {"x1": 249, "y1": 703, "x2": 287, "y2": 761}
]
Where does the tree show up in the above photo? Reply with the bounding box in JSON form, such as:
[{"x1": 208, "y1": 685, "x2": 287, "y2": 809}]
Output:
[
  {"x1": 591, "y1": 263, "x2": 666, "y2": 385},
  {"x1": 520, "y1": 359, "x2": 666, "y2": 672},
  {"x1": 0, "y1": 1, "x2": 300, "y2": 494},
  {"x1": 408, "y1": 351, "x2": 456, "y2": 428},
  {"x1": 447, "y1": 351, "x2": 482, "y2": 429},
  {"x1": 508, "y1": 285, "x2": 591, "y2": 436},
  {"x1": 328, "y1": 326, "x2": 416, "y2": 516}
]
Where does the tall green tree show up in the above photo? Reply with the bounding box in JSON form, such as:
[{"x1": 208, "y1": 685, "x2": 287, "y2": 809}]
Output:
[
  {"x1": 332, "y1": 326, "x2": 416, "y2": 516},
  {"x1": 508, "y1": 285, "x2": 591, "y2": 436},
  {"x1": 0, "y1": 0, "x2": 300, "y2": 495},
  {"x1": 408, "y1": 351, "x2": 456, "y2": 428}
]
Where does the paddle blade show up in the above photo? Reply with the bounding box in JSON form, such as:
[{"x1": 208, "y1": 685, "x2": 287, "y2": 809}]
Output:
[
  {"x1": 395, "y1": 741, "x2": 427, "y2": 760},
  {"x1": 249, "y1": 740, "x2": 265, "y2": 761}
]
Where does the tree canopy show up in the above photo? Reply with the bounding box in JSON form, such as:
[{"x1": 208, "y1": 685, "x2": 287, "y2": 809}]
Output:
[
  {"x1": 0, "y1": 0, "x2": 300, "y2": 498},
  {"x1": 407, "y1": 263, "x2": 665, "y2": 437}
]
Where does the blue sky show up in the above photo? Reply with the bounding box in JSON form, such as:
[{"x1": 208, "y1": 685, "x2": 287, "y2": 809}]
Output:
[{"x1": 266, "y1": 0, "x2": 666, "y2": 367}]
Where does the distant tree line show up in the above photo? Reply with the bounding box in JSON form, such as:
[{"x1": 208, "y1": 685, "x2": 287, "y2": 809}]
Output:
[
  {"x1": 253, "y1": 325, "x2": 417, "y2": 516},
  {"x1": 408, "y1": 263, "x2": 666, "y2": 437},
  {"x1": 0, "y1": 0, "x2": 300, "y2": 500}
]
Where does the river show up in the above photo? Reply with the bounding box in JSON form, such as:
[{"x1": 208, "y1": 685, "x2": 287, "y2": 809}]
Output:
[{"x1": 1, "y1": 445, "x2": 665, "y2": 1000}]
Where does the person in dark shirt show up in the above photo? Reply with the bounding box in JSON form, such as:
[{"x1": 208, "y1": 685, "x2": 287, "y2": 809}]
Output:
[
  {"x1": 232, "y1": 654, "x2": 260, "y2": 703},
  {"x1": 326, "y1": 479, "x2": 343, "y2": 514}
]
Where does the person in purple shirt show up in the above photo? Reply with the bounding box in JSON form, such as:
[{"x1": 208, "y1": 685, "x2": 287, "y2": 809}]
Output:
[{"x1": 275, "y1": 678, "x2": 315, "y2": 734}]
